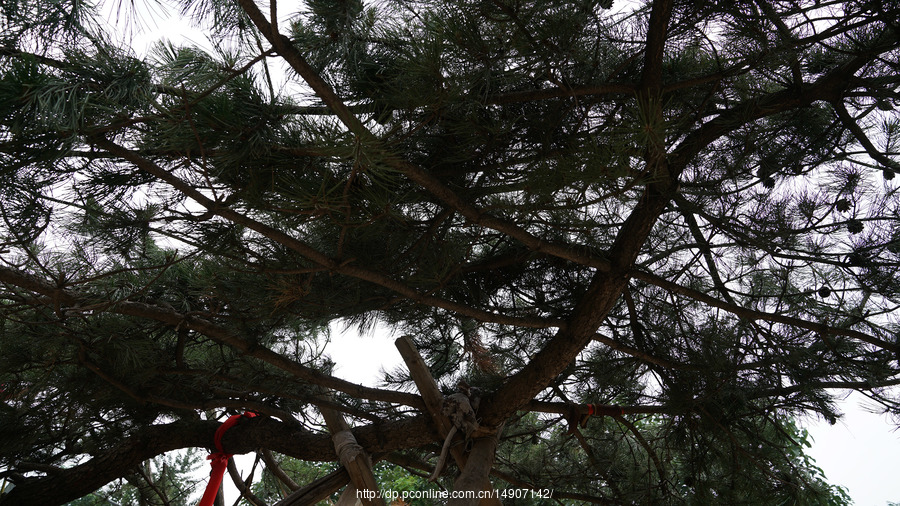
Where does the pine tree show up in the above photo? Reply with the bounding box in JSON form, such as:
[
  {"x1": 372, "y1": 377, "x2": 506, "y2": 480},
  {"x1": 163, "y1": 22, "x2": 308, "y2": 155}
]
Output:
[{"x1": 1, "y1": 0, "x2": 899, "y2": 504}]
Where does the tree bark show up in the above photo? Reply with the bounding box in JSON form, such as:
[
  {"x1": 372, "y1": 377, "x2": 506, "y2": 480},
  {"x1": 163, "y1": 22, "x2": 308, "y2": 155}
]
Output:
[
  {"x1": 0, "y1": 416, "x2": 437, "y2": 506},
  {"x1": 448, "y1": 434, "x2": 501, "y2": 506}
]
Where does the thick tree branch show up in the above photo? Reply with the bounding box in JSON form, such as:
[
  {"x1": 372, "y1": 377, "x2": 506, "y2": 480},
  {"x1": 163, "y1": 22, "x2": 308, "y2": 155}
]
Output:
[
  {"x1": 0, "y1": 265, "x2": 425, "y2": 407},
  {"x1": 1, "y1": 416, "x2": 439, "y2": 506},
  {"x1": 671, "y1": 24, "x2": 900, "y2": 169},
  {"x1": 833, "y1": 100, "x2": 900, "y2": 172},
  {"x1": 466, "y1": 14, "x2": 900, "y2": 428},
  {"x1": 234, "y1": 0, "x2": 618, "y2": 276},
  {"x1": 479, "y1": 0, "x2": 686, "y2": 419},
  {"x1": 91, "y1": 137, "x2": 560, "y2": 330},
  {"x1": 261, "y1": 449, "x2": 300, "y2": 492},
  {"x1": 631, "y1": 269, "x2": 900, "y2": 353},
  {"x1": 641, "y1": 0, "x2": 674, "y2": 91},
  {"x1": 480, "y1": 160, "x2": 679, "y2": 426}
]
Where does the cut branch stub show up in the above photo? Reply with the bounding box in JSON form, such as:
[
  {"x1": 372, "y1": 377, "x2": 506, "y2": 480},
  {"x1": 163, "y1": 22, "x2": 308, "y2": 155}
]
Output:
[
  {"x1": 395, "y1": 336, "x2": 469, "y2": 468},
  {"x1": 431, "y1": 389, "x2": 481, "y2": 483}
]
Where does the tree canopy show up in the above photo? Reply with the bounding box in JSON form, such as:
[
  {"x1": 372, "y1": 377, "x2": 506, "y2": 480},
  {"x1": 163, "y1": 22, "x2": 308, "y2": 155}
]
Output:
[{"x1": 1, "y1": 0, "x2": 899, "y2": 504}]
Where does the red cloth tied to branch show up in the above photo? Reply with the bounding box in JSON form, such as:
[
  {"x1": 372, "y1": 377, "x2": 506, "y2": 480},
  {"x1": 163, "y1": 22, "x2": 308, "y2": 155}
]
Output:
[
  {"x1": 197, "y1": 412, "x2": 257, "y2": 506},
  {"x1": 586, "y1": 403, "x2": 625, "y2": 417}
]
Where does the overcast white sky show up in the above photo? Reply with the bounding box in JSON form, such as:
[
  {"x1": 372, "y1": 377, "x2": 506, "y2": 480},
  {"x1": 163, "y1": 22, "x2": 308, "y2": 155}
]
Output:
[
  {"x1": 804, "y1": 395, "x2": 900, "y2": 505},
  {"x1": 97, "y1": 3, "x2": 900, "y2": 504}
]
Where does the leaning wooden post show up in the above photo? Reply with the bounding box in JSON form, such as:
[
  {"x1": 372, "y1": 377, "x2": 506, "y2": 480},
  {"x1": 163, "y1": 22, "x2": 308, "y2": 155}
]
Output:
[
  {"x1": 395, "y1": 336, "x2": 465, "y2": 467},
  {"x1": 320, "y1": 404, "x2": 385, "y2": 506},
  {"x1": 273, "y1": 466, "x2": 355, "y2": 506},
  {"x1": 335, "y1": 484, "x2": 361, "y2": 506},
  {"x1": 395, "y1": 336, "x2": 502, "y2": 506}
]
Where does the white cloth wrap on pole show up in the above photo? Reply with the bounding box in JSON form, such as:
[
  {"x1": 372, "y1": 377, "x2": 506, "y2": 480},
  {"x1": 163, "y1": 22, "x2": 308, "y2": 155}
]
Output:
[{"x1": 332, "y1": 430, "x2": 364, "y2": 467}]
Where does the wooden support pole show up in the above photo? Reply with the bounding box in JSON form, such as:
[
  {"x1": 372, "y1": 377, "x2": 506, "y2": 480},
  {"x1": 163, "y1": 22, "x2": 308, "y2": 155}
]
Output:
[
  {"x1": 321, "y1": 404, "x2": 385, "y2": 506},
  {"x1": 273, "y1": 467, "x2": 350, "y2": 506},
  {"x1": 395, "y1": 336, "x2": 467, "y2": 469},
  {"x1": 336, "y1": 484, "x2": 362, "y2": 506},
  {"x1": 395, "y1": 336, "x2": 502, "y2": 506}
]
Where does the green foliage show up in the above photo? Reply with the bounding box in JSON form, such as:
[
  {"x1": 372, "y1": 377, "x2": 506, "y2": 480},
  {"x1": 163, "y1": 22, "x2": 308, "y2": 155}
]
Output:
[
  {"x1": 493, "y1": 413, "x2": 852, "y2": 505},
  {"x1": 66, "y1": 450, "x2": 203, "y2": 506}
]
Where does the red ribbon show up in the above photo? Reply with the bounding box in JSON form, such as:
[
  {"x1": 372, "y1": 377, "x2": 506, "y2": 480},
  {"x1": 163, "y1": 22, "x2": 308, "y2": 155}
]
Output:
[
  {"x1": 586, "y1": 403, "x2": 625, "y2": 417},
  {"x1": 197, "y1": 412, "x2": 257, "y2": 506}
]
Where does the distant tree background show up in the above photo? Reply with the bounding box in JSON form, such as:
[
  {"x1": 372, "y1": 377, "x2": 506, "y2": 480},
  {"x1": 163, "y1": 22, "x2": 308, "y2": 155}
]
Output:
[
  {"x1": 1, "y1": 0, "x2": 898, "y2": 504},
  {"x1": 65, "y1": 451, "x2": 203, "y2": 506}
]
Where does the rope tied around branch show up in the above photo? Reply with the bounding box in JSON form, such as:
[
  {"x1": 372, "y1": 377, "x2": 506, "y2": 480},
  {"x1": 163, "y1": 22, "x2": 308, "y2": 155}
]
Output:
[{"x1": 332, "y1": 429, "x2": 365, "y2": 467}]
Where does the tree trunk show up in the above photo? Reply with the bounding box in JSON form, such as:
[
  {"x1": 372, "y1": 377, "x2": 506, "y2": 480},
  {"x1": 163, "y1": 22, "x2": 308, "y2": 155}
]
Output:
[{"x1": 449, "y1": 434, "x2": 501, "y2": 506}]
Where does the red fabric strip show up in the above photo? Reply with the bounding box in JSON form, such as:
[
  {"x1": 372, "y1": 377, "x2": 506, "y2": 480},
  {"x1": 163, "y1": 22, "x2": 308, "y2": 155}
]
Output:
[{"x1": 197, "y1": 412, "x2": 257, "y2": 506}]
